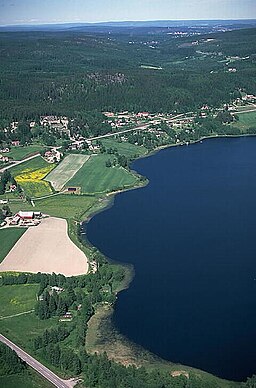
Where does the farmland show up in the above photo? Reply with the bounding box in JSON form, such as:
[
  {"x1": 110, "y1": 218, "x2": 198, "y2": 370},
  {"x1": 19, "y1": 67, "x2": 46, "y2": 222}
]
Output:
[
  {"x1": 67, "y1": 154, "x2": 140, "y2": 194},
  {"x1": 9, "y1": 194, "x2": 97, "y2": 220},
  {"x1": 7, "y1": 145, "x2": 44, "y2": 161},
  {"x1": 0, "y1": 228, "x2": 26, "y2": 263},
  {"x1": 9, "y1": 156, "x2": 49, "y2": 177},
  {"x1": 0, "y1": 310, "x2": 58, "y2": 351},
  {"x1": 45, "y1": 154, "x2": 90, "y2": 191},
  {"x1": 0, "y1": 284, "x2": 38, "y2": 318},
  {"x1": 15, "y1": 164, "x2": 55, "y2": 198},
  {"x1": 234, "y1": 110, "x2": 256, "y2": 131},
  {"x1": 0, "y1": 217, "x2": 89, "y2": 276},
  {"x1": 100, "y1": 139, "x2": 148, "y2": 158}
]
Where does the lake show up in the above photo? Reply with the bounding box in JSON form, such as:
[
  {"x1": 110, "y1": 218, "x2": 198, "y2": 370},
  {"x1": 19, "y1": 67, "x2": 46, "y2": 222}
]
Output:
[{"x1": 86, "y1": 137, "x2": 256, "y2": 381}]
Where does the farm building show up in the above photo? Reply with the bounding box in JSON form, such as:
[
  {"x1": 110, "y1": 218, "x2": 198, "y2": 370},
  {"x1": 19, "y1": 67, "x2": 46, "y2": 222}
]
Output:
[
  {"x1": 17, "y1": 211, "x2": 42, "y2": 220},
  {"x1": 18, "y1": 211, "x2": 34, "y2": 219},
  {"x1": 10, "y1": 215, "x2": 20, "y2": 225}
]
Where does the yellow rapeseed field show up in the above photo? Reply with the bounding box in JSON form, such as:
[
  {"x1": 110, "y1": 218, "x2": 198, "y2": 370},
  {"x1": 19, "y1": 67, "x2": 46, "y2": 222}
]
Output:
[
  {"x1": 15, "y1": 165, "x2": 55, "y2": 182},
  {"x1": 15, "y1": 165, "x2": 56, "y2": 197}
]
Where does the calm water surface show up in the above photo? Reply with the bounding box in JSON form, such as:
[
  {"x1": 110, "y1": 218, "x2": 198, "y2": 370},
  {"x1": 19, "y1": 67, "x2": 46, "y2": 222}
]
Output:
[{"x1": 86, "y1": 137, "x2": 256, "y2": 381}]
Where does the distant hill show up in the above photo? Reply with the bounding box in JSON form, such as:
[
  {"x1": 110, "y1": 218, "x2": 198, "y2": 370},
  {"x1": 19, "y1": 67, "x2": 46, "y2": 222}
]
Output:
[{"x1": 0, "y1": 19, "x2": 256, "y2": 32}]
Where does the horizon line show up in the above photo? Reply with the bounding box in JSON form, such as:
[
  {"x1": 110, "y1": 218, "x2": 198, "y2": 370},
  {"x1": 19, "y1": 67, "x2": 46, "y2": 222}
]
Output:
[{"x1": 1, "y1": 18, "x2": 256, "y2": 27}]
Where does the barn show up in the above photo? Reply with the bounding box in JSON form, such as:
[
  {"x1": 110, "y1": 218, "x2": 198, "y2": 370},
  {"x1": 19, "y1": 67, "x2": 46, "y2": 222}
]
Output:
[{"x1": 18, "y1": 211, "x2": 35, "y2": 220}]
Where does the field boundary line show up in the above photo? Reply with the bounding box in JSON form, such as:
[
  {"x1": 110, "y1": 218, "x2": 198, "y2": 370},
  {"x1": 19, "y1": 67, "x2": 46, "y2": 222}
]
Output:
[{"x1": 0, "y1": 309, "x2": 34, "y2": 320}]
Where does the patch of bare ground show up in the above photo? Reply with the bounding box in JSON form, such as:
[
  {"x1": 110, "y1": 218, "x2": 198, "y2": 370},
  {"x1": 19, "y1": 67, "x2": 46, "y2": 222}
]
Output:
[{"x1": 0, "y1": 217, "x2": 88, "y2": 276}]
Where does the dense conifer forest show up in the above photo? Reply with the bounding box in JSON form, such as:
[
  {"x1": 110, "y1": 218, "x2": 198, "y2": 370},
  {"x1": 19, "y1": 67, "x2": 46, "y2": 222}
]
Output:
[{"x1": 0, "y1": 28, "x2": 255, "y2": 123}]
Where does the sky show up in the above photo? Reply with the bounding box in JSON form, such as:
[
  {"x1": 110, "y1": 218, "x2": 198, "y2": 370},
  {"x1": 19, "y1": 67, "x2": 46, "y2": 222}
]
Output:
[{"x1": 0, "y1": 0, "x2": 255, "y2": 25}]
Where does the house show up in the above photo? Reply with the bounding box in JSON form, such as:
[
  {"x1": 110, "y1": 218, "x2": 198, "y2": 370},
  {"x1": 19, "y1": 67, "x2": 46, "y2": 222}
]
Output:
[
  {"x1": 0, "y1": 155, "x2": 9, "y2": 163},
  {"x1": 10, "y1": 184, "x2": 17, "y2": 192},
  {"x1": 228, "y1": 68, "x2": 237, "y2": 73},
  {"x1": 50, "y1": 286, "x2": 64, "y2": 294},
  {"x1": 10, "y1": 215, "x2": 20, "y2": 225},
  {"x1": 0, "y1": 148, "x2": 10, "y2": 153},
  {"x1": 10, "y1": 122, "x2": 19, "y2": 130},
  {"x1": 11, "y1": 140, "x2": 20, "y2": 147},
  {"x1": 59, "y1": 312, "x2": 73, "y2": 322},
  {"x1": 29, "y1": 121, "x2": 36, "y2": 128},
  {"x1": 40, "y1": 115, "x2": 61, "y2": 127},
  {"x1": 137, "y1": 112, "x2": 149, "y2": 118}
]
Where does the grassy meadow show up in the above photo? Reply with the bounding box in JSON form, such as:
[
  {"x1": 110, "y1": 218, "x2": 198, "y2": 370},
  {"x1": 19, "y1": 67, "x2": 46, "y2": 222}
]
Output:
[
  {"x1": 9, "y1": 194, "x2": 97, "y2": 220},
  {"x1": 67, "y1": 154, "x2": 140, "y2": 194},
  {"x1": 7, "y1": 145, "x2": 44, "y2": 161},
  {"x1": 0, "y1": 371, "x2": 53, "y2": 388},
  {"x1": 234, "y1": 110, "x2": 256, "y2": 131},
  {"x1": 0, "y1": 228, "x2": 26, "y2": 263},
  {"x1": 100, "y1": 139, "x2": 148, "y2": 158},
  {"x1": 0, "y1": 312, "x2": 58, "y2": 351},
  {"x1": 0, "y1": 284, "x2": 38, "y2": 317}
]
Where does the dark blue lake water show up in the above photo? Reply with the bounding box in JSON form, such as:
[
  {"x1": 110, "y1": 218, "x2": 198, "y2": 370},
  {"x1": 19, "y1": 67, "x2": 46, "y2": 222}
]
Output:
[{"x1": 86, "y1": 137, "x2": 256, "y2": 381}]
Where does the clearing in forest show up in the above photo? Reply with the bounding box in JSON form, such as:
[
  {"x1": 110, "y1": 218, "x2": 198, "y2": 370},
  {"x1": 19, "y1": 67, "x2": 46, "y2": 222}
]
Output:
[{"x1": 45, "y1": 154, "x2": 90, "y2": 191}]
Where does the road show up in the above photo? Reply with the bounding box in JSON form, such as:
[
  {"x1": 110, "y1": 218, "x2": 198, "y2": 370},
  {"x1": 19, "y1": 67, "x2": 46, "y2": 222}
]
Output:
[
  {"x1": 233, "y1": 107, "x2": 256, "y2": 114},
  {"x1": 0, "y1": 334, "x2": 77, "y2": 388},
  {"x1": 86, "y1": 112, "x2": 194, "y2": 142},
  {"x1": 87, "y1": 124, "x2": 150, "y2": 141},
  {"x1": 0, "y1": 153, "x2": 40, "y2": 173}
]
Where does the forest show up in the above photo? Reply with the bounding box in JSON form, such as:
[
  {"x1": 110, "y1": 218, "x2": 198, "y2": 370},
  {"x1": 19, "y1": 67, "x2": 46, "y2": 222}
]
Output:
[{"x1": 0, "y1": 27, "x2": 255, "y2": 124}]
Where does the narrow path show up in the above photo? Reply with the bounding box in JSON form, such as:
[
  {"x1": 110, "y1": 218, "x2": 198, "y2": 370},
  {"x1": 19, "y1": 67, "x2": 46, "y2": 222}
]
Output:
[
  {"x1": 0, "y1": 309, "x2": 34, "y2": 320},
  {"x1": 31, "y1": 191, "x2": 64, "y2": 201}
]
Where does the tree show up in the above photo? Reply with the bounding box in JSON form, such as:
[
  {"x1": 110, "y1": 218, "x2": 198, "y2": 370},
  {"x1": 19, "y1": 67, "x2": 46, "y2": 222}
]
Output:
[{"x1": 16, "y1": 122, "x2": 32, "y2": 144}]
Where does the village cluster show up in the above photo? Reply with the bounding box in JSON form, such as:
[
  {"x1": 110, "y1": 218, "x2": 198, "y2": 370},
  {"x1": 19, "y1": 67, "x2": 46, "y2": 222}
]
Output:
[{"x1": 1, "y1": 93, "x2": 255, "y2": 167}]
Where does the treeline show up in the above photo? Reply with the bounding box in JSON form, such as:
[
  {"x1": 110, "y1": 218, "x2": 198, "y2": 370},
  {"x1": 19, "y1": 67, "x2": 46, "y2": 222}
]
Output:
[
  {"x1": 0, "y1": 342, "x2": 26, "y2": 376},
  {"x1": 0, "y1": 170, "x2": 20, "y2": 195}
]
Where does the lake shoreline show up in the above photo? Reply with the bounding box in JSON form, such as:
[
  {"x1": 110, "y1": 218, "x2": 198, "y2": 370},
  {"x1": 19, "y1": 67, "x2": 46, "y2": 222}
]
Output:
[{"x1": 81, "y1": 133, "x2": 256, "y2": 385}]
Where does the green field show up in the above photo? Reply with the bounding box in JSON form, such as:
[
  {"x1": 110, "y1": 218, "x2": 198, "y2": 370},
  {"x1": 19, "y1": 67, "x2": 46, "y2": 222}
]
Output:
[
  {"x1": 9, "y1": 194, "x2": 97, "y2": 220},
  {"x1": 67, "y1": 154, "x2": 140, "y2": 194},
  {"x1": 8, "y1": 145, "x2": 44, "y2": 161},
  {"x1": 0, "y1": 312, "x2": 58, "y2": 351},
  {"x1": 18, "y1": 181, "x2": 53, "y2": 198},
  {"x1": 100, "y1": 139, "x2": 147, "y2": 158},
  {"x1": 0, "y1": 284, "x2": 38, "y2": 318},
  {"x1": 0, "y1": 228, "x2": 26, "y2": 263},
  {"x1": 0, "y1": 371, "x2": 53, "y2": 388},
  {"x1": 45, "y1": 154, "x2": 89, "y2": 191},
  {"x1": 235, "y1": 110, "x2": 256, "y2": 131},
  {"x1": 9, "y1": 156, "x2": 50, "y2": 177}
]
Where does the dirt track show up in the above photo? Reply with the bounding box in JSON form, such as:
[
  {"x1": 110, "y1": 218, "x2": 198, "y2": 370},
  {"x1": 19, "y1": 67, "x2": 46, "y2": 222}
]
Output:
[{"x1": 0, "y1": 217, "x2": 88, "y2": 276}]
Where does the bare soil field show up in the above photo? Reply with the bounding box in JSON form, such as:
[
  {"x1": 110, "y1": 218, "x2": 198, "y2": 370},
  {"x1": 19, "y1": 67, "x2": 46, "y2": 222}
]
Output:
[
  {"x1": 45, "y1": 154, "x2": 90, "y2": 191},
  {"x1": 0, "y1": 217, "x2": 88, "y2": 276}
]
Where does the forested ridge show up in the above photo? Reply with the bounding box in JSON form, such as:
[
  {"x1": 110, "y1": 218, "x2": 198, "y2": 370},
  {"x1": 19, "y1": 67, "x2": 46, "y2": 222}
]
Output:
[{"x1": 0, "y1": 28, "x2": 255, "y2": 121}]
